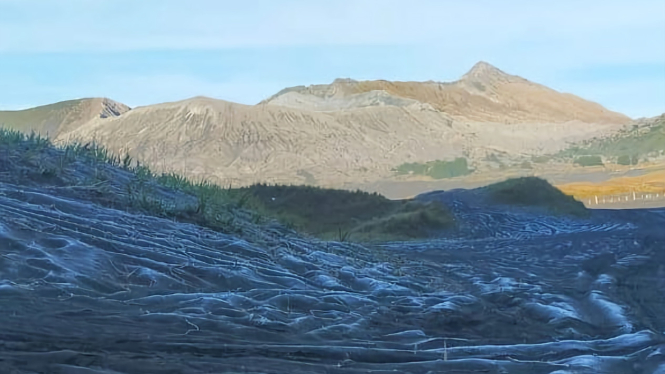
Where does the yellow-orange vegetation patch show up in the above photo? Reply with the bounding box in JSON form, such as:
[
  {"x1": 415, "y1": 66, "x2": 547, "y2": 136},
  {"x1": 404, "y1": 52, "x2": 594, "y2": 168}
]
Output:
[{"x1": 556, "y1": 170, "x2": 665, "y2": 199}]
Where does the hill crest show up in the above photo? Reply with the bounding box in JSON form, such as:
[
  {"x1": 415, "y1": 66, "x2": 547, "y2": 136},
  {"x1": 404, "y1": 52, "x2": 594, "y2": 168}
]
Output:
[
  {"x1": 0, "y1": 98, "x2": 130, "y2": 137},
  {"x1": 262, "y1": 61, "x2": 631, "y2": 125}
]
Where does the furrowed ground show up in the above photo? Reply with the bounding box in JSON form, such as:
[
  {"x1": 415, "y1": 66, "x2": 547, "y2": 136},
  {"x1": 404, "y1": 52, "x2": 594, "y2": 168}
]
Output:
[{"x1": 1, "y1": 129, "x2": 664, "y2": 373}]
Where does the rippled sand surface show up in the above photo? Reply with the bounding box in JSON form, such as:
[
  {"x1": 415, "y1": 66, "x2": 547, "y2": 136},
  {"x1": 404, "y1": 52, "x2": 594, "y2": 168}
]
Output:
[{"x1": 1, "y1": 182, "x2": 664, "y2": 373}]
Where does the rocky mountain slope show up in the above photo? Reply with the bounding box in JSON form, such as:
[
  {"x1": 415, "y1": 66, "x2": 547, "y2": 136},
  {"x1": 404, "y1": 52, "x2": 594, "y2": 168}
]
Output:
[
  {"x1": 0, "y1": 62, "x2": 634, "y2": 188},
  {"x1": 262, "y1": 61, "x2": 630, "y2": 125}
]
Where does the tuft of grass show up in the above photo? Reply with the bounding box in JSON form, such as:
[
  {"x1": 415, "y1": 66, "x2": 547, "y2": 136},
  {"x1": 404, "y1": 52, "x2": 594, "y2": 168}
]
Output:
[
  {"x1": 0, "y1": 127, "x2": 249, "y2": 235},
  {"x1": 485, "y1": 177, "x2": 589, "y2": 218}
]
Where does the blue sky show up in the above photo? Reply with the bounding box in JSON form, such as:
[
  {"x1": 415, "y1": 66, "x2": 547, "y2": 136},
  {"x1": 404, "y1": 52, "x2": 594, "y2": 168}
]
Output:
[{"x1": 0, "y1": 0, "x2": 664, "y2": 118}]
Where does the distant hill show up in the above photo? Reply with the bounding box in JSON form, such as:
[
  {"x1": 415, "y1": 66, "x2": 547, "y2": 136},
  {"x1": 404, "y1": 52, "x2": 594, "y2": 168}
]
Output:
[{"x1": 0, "y1": 98, "x2": 130, "y2": 138}]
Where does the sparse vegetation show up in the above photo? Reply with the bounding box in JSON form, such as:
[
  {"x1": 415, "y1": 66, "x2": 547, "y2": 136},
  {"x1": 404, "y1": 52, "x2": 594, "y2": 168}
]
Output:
[
  {"x1": 617, "y1": 154, "x2": 639, "y2": 166},
  {"x1": 484, "y1": 153, "x2": 502, "y2": 163},
  {"x1": 557, "y1": 115, "x2": 665, "y2": 162},
  {"x1": 574, "y1": 155, "x2": 604, "y2": 167},
  {"x1": 1, "y1": 127, "x2": 455, "y2": 243},
  {"x1": 485, "y1": 177, "x2": 589, "y2": 217},
  {"x1": 394, "y1": 157, "x2": 472, "y2": 179},
  {"x1": 531, "y1": 155, "x2": 551, "y2": 164},
  {"x1": 519, "y1": 161, "x2": 532, "y2": 169}
]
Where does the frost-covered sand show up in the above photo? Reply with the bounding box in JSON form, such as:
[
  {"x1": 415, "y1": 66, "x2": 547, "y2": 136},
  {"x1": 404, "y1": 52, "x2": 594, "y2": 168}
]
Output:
[{"x1": 1, "y1": 181, "x2": 664, "y2": 373}]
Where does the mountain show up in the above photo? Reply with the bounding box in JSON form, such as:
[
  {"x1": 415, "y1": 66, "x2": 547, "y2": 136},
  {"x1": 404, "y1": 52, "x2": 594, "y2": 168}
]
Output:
[
  {"x1": 0, "y1": 62, "x2": 636, "y2": 188},
  {"x1": 55, "y1": 96, "x2": 466, "y2": 186},
  {"x1": 0, "y1": 98, "x2": 130, "y2": 138},
  {"x1": 262, "y1": 61, "x2": 631, "y2": 125}
]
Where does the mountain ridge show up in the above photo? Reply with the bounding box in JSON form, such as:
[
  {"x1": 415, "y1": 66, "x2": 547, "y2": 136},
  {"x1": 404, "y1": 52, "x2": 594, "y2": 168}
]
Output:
[
  {"x1": 0, "y1": 62, "x2": 640, "y2": 189},
  {"x1": 262, "y1": 61, "x2": 630, "y2": 125}
]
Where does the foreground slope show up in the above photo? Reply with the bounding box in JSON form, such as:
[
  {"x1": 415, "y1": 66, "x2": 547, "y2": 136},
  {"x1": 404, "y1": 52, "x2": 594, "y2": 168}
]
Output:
[{"x1": 1, "y1": 129, "x2": 665, "y2": 373}]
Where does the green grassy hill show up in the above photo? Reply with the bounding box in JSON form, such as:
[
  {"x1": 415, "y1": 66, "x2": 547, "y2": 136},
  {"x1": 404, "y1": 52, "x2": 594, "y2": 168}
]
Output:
[
  {"x1": 556, "y1": 114, "x2": 665, "y2": 162},
  {"x1": 229, "y1": 184, "x2": 456, "y2": 241},
  {"x1": 484, "y1": 177, "x2": 589, "y2": 217}
]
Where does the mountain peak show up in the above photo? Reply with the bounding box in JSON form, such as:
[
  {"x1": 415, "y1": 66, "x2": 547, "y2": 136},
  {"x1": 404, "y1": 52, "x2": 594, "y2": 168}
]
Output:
[
  {"x1": 98, "y1": 97, "x2": 131, "y2": 118},
  {"x1": 332, "y1": 78, "x2": 358, "y2": 84},
  {"x1": 461, "y1": 61, "x2": 510, "y2": 81}
]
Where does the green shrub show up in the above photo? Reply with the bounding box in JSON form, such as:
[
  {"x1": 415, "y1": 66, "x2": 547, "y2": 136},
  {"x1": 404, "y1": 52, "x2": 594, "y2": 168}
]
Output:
[
  {"x1": 394, "y1": 162, "x2": 428, "y2": 175},
  {"x1": 428, "y1": 158, "x2": 470, "y2": 179},
  {"x1": 574, "y1": 155, "x2": 603, "y2": 167},
  {"x1": 617, "y1": 155, "x2": 631, "y2": 165},
  {"x1": 393, "y1": 157, "x2": 472, "y2": 179}
]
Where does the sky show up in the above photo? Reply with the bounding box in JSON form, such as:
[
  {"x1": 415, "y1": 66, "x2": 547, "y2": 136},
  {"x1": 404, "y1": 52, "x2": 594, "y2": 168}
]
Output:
[{"x1": 0, "y1": 0, "x2": 664, "y2": 118}]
